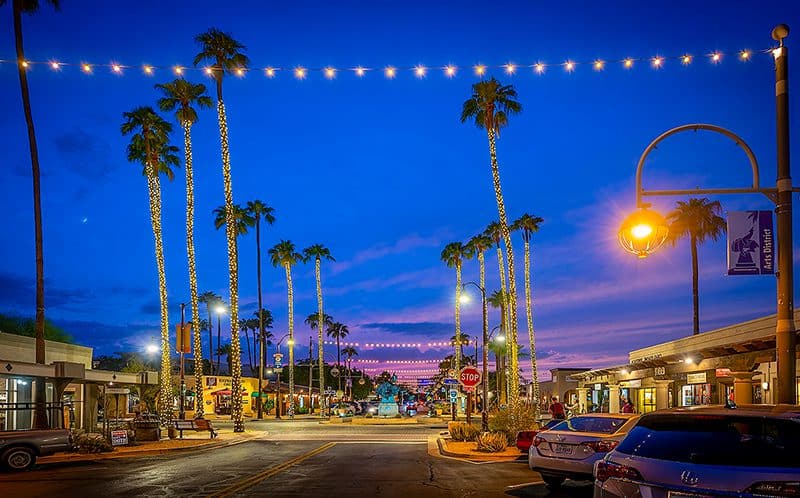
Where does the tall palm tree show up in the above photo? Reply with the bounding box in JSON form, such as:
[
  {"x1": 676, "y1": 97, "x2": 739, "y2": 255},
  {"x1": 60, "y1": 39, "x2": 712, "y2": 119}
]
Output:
[
  {"x1": 511, "y1": 213, "x2": 544, "y2": 410},
  {"x1": 194, "y1": 27, "x2": 250, "y2": 433},
  {"x1": 217, "y1": 343, "x2": 233, "y2": 374},
  {"x1": 245, "y1": 200, "x2": 275, "y2": 410},
  {"x1": 198, "y1": 291, "x2": 221, "y2": 376},
  {"x1": 449, "y1": 333, "x2": 472, "y2": 365},
  {"x1": 326, "y1": 321, "x2": 350, "y2": 391},
  {"x1": 3, "y1": 0, "x2": 60, "y2": 429},
  {"x1": 485, "y1": 222, "x2": 511, "y2": 352},
  {"x1": 302, "y1": 244, "x2": 334, "y2": 417},
  {"x1": 466, "y1": 233, "x2": 492, "y2": 378},
  {"x1": 440, "y1": 242, "x2": 474, "y2": 371},
  {"x1": 666, "y1": 198, "x2": 726, "y2": 335},
  {"x1": 254, "y1": 308, "x2": 274, "y2": 373},
  {"x1": 487, "y1": 290, "x2": 507, "y2": 404},
  {"x1": 463, "y1": 78, "x2": 523, "y2": 403},
  {"x1": 238, "y1": 318, "x2": 253, "y2": 375},
  {"x1": 269, "y1": 240, "x2": 303, "y2": 417},
  {"x1": 155, "y1": 78, "x2": 213, "y2": 419},
  {"x1": 342, "y1": 345, "x2": 358, "y2": 399},
  {"x1": 213, "y1": 204, "x2": 254, "y2": 235},
  {"x1": 122, "y1": 106, "x2": 179, "y2": 425}
]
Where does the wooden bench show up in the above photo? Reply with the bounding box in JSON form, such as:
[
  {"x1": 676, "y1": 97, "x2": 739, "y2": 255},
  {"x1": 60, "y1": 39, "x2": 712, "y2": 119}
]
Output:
[{"x1": 174, "y1": 419, "x2": 218, "y2": 439}]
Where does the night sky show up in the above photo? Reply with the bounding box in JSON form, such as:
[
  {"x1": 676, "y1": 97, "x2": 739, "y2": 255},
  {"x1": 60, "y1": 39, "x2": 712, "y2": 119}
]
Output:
[{"x1": 2, "y1": 1, "x2": 799, "y2": 381}]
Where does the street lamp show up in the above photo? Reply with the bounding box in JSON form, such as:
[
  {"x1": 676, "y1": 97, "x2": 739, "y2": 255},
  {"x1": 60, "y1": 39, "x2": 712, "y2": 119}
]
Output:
[
  {"x1": 213, "y1": 304, "x2": 227, "y2": 375},
  {"x1": 272, "y1": 334, "x2": 294, "y2": 419},
  {"x1": 489, "y1": 325, "x2": 508, "y2": 406},
  {"x1": 617, "y1": 25, "x2": 795, "y2": 404},
  {"x1": 463, "y1": 281, "x2": 489, "y2": 431}
]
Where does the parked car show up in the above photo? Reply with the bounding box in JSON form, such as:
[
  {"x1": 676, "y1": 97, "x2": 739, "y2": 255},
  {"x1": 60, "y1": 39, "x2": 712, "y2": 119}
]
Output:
[
  {"x1": 593, "y1": 404, "x2": 800, "y2": 498},
  {"x1": 516, "y1": 419, "x2": 562, "y2": 453},
  {"x1": 0, "y1": 428, "x2": 72, "y2": 471},
  {"x1": 529, "y1": 413, "x2": 639, "y2": 489}
]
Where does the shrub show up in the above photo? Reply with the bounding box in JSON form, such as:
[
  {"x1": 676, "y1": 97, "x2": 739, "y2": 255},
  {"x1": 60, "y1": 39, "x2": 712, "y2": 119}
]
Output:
[
  {"x1": 295, "y1": 406, "x2": 309, "y2": 415},
  {"x1": 448, "y1": 421, "x2": 480, "y2": 442},
  {"x1": 365, "y1": 413, "x2": 373, "y2": 419},
  {"x1": 476, "y1": 431, "x2": 508, "y2": 452},
  {"x1": 74, "y1": 431, "x2": 113, "y2": 454},
  {"x1": 489, "y1": 401, "x2": 539, "y2": 444}
]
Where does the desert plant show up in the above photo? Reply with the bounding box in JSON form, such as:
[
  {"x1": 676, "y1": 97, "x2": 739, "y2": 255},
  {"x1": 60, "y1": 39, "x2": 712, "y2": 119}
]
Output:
[
  {"x1": 489, "y1": 401, "x2": 539, "y2": 444},
  {"x1": 448, "y1": 421, "x2": 481, "y2": 441},
  {"x1": 476, "y1": 431, "x2": 508, "y2": 452}
]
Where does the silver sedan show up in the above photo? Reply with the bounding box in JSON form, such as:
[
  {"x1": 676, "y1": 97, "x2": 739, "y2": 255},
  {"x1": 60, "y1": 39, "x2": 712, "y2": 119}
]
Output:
[{"x1": 529, "y1": 413, "x2": 640, "y2": 489}]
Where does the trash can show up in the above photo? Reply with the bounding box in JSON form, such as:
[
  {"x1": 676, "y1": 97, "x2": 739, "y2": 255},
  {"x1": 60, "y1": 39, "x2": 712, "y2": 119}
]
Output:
[{"x1": 132, "y1": 414, "x2": 161, "y2": 441}]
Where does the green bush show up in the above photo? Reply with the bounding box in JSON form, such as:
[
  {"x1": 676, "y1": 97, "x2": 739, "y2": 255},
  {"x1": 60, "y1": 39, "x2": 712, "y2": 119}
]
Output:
[
  {"x1": 74, "y1": 430, "x2": 113, "y2": 454},
  {"x1": 489, "y1": 401, "x2": 539, "y2": 444},
  {"x1": 476, "y1": 431, "x2": 508, "y2": 452},
  {"x1": 295, "y1": 406, "x2": 309, "y2": 415},
  {"x1": 448, "y1": 421, "x2": 480, "y2": 442}
]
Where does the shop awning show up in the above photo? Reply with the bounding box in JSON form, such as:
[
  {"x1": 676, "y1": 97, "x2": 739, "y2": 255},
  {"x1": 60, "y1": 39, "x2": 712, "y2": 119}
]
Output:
[{"x1": 250, "y1": 392, "x2": 269, "y2": 397}]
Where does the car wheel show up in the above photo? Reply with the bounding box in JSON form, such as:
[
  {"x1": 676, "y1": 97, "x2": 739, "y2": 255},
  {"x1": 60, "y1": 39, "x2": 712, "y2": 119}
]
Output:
[
  {"x1": 541, "y1": 474, "x2": 565, "y2": 489},
  {"x1": 2, "y1": 446, "x2": 36, "y2": 471}
]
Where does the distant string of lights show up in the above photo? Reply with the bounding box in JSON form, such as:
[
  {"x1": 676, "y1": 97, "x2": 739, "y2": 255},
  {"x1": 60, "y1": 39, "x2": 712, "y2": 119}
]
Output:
[
  {"x1": 321, "y1": 340, "x2": 478, "y2": 349},
  {"x1": 351, "y1": 359, "x2": 444, "y2": 364},
  {"x1": 0, "y1": 47, "x2": 767, "y2": 81}
]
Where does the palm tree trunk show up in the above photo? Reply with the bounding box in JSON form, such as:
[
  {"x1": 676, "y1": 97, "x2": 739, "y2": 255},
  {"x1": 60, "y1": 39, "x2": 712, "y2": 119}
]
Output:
[
  {"x1": 523, "y1": 240, "x2": 539, "y2": 413},
  {"x1": 183, "y1": 122, "x2": 204, "y2": 418},
  {"x1": 216, "y1": 316, "x2": 221, "y2": 373},
  {"x1": 207, "y1": 307, "x2": 214, "y2": 375},
  {"x1": 146, "y1": 162, "x2": 172, "y2": 426},
  {"x1": 255, "y1": 214, "x2": 264, "y2": 418},
  {"x1": 454, "y1": 263, "x2": 462, "y2": 371},
  {"x1": 336, "y1": 336, "x2": 342, "y2": 392},
  {"x1": 486, "y1": 127, "x2": 520, "y2": 404},
  {"x1": 315, "y1": 257, "x2": 325, "y2": 418},
  {"x1": 13, "y1": 0, "x2": 47, "y2": 430},
  {"x1": 244, "y1": 327, "x2": 253, "y2": 375},
  {"x1": 285, "y1": 263, "x2": 296, "y2": 418},
  {"x1": 691, "y1": 234, "x2": 700, "y2": 335},
  {"x1": 214, "y1": 97, "x2": 244, "y2": 432}
]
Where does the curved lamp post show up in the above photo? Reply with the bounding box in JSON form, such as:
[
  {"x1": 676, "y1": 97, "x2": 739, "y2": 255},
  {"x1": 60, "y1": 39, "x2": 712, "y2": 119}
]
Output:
[
  {"x1": 462, "y1": 281, "x2": 490, "y2": 431},
  {"x1": 618, "y1": 25, "x2": 796, "y2": 404},
  {"x1": 272, "y1": 333, "x2": 294, "y2": 419}
]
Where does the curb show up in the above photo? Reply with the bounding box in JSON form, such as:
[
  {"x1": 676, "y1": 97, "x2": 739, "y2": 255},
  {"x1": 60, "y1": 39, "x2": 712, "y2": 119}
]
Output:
[
  {"x1": 435, "y1": 437, "x2": 526, "y2": 462},
  {"x1": 37, "y1": 433, "x2": 261, "y2": 465}
]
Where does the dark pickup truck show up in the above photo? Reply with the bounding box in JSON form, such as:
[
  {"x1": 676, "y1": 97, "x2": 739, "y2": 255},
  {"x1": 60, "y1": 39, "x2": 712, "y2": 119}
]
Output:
[{"x1": 0, "y1": 429, "x2": 72, "y2": 470}]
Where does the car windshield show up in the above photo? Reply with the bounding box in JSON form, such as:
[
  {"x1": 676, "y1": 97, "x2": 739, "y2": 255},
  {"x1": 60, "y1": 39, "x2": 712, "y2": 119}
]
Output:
[
  {"x1": 550, "y1": 416, "x2": 629, "y2": 434},
  {"x1": 616, "y1": 414, "x2": 800, "y2": 467}
]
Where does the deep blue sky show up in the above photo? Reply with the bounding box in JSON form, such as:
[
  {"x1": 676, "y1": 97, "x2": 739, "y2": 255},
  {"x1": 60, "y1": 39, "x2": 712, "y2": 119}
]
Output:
[{"x1": 2, "y1": 0, "x2": 799, "y2": 381}]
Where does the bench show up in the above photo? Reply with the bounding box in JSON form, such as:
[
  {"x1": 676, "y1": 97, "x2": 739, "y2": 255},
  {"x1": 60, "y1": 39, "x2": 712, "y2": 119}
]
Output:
[{"x1": 174, "y1": 419, "x2": 218, "y2": 439}]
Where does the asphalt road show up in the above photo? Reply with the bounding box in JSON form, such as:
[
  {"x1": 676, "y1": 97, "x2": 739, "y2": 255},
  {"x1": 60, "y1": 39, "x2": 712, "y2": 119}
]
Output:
[{"x1": 0, "y1": 422, "x2": 594, "y2": 498}]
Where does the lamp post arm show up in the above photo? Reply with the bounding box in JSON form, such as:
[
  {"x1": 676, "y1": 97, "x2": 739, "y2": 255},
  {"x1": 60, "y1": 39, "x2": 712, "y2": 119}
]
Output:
[{"x1": 635, "y1": 124, "x2": 763, "y2": 208}]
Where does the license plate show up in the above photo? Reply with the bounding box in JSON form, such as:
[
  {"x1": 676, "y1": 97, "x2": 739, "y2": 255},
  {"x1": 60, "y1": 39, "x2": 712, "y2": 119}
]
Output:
[
  {"x1": 668, "y1": 493, "x2": 713, "y2": 498},
  {"x1": 552, "y1": 443, "x2": 573, "y2": 455}
]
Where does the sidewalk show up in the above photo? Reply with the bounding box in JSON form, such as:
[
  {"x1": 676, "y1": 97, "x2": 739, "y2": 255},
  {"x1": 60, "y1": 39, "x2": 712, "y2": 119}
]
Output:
[{"x1": 38, "y1": 427, "x2": 262, "y2": 465}]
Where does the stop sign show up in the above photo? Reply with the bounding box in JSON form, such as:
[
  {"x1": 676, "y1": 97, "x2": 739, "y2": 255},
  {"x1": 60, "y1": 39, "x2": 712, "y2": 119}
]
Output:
[{"x1": 458, "y1": 366, "x2": 482, "y2": 389}]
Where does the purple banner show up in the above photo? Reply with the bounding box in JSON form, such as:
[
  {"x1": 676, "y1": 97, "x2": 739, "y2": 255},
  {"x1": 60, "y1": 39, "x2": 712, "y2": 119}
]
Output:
[{"x1": 727, "y1": 211, "x2": 774, "y2": 275}]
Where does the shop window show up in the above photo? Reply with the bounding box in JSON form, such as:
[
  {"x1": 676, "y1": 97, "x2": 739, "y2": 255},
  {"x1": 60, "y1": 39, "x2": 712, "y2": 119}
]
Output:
[
  {"x1": 681, "y1": 383, "x2": 712, "y2": 406},
  {"x1": 638, "y1": 388, "x2": 656, "y2": 413}
]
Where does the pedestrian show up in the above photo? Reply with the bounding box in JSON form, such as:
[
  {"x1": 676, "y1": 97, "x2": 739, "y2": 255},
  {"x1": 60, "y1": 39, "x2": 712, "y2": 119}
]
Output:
[
  {"x1": 621, "y1": 397, "x2": 634, "y2": 413},
  {"x1": 549, "y1": 396, "x2": 566, "y2": 420}
]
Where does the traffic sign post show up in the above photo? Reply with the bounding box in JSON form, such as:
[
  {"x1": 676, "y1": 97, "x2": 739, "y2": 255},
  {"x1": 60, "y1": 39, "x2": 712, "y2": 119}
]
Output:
[
  {"x1": 448, "y1": 389, "x2": 458, "y2": 403},
  {"x1": 458, "y1": 366, "x2": 482, "y2": 389}
]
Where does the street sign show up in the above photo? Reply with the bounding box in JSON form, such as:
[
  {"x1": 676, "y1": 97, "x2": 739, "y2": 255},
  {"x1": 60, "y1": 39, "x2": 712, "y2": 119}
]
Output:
[
  {"x1": 175, "y1": 323, "x2": 192, "y2": 353},
  {"x1": 727, "y1": 211, "x2": 774, "y2": 275},
  {"x1": 331, "y1": 367, "x2": 340, "y2": 377},
  {"x1": 106, "y1": 388, "x2": 130, "y2": 395},
  {"x1": 458, "y1": 366, "x2": 482, "y2": 389},
  {"x1": 324, "y1": 389, "x2": 336, "y2": 396},
  {"x1": 273, "y1": 352, "x2": 283, "y2": 367},
  {"x1": 111, "y1": 430, "x2": 128, "y2": 446},
  {"x1": 448, "y1": 389, "x2": 458, "y2": 403},
  {"x1": 443, "y1": 378, "x2": 459, "y2": 385}
]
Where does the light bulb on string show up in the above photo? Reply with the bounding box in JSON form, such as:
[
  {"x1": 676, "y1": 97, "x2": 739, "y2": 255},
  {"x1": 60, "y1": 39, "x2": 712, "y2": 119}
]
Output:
[
  {"x1": 354, "y1": 66, "x2": 366, "y2": 77},
  {"x1": 504, "y1": 63, "x2": 516, "y2": 74},
  {"x1": 143, "y1": 65, "x2": 154, "y2": 75},
  {"x1": 651, "y1": 56, "x2": 664, "y2": 68},
  {"x1": 444, "y1": 65, "x2": 456, "y2": 77},
  {"x1": 681, "y1": 54, "x2": 692, "y2": 65},
  {"x1": 414, "y1": 65, "x2": 427, "y2": 78},
  {"x1": 20, "y1": 60, "x2": 29, "y2": 69},
  {"x1": 593, "y1": 59, "x2": 604, "y2": 71},
  {"x1": 739, "y1": 49, "x2": 751, "y2": 61},
  {"x1": 564, "y1": 60, "x2": 575, "y2": 72},
  {"x1": 534, "y1": 62, "x2": 545, "y2": 74},
  {"x1": 81, "y1": 63, "x2": 92, "y2": 73},
  {"x1": 265, "y1": 67, "x2": 276, "y2": 78},
  {"x1": 474, "y1": 64, "x2": 486, "y2": 76},
  {"x1": 235, "y1": 68, "x2": 245, "y2": 77},
  {"x1": 294, "y1": 66, "x2": 307, "y2": 79},
  {"x1": 111, "y1": 63, "x2": 122, "y2": 74},
  {"x1": 384, "y1": 66, "x2": 396, "y2": 79},
  {"x1": 173, "y1": 66, "x2": 183, "y2": 75},
  {"x1": 204, "y1": 67, "x2": 214, "y2": 76},
  {"x1": 324, "y1": 66, "x2": 336, "y2": 79},
  {"x1": 710, "y1": 51, "x2": 722, "y2": 63},
  {"x1": 49, "y1": 61, "x2": 60, "y2": 70},
  {"x1": 623, "y1": 58, "x2": 634, "y2": 69}
]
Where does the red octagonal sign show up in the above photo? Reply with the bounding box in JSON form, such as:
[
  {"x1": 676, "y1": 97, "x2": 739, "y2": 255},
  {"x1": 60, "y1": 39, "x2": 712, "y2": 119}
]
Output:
[{"x1": 459, "y1": 366, "x2": 482, "y2": 389}]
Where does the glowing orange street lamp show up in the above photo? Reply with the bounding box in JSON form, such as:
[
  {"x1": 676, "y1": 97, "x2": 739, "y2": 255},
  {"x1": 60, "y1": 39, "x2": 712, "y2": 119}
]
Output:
[{"x1": 618, "y1": 208, "x2": 669, "y2": 258}]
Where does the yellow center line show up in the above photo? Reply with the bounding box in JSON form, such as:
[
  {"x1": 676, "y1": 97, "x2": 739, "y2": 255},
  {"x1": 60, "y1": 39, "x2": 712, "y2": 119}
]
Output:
[{"x1": 206, "y1": 442, "x2": 336, "y2": 498}]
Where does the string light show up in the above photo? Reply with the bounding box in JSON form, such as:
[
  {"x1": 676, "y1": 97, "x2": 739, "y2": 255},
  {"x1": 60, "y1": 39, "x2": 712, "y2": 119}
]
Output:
[
  {"x1": 173, "y1": 66, "x2": 183, "y2": 75},
  {"x1": 324, "y1": 66, "x2": 335, "y2": 79},
  {"x1": 355, "y1": 66, "x2": 366, "y2": 77},
  {"x1": 534, "y1": 62, "x2": 545, "y2": 74},
  {"x1": 474, "y1": 64, "x2": 486, "y2": 76},
  {"x1": 740, "y1": 49, "x2": 751, "y2": 61},
  {"x1": 414, "y1": 65, "x2": 427, "y2": 78},
  {"x1": 49, "y1": 61, "x2": 60, "y2": 70},
  {"x1": 204, "y1": 67, "x2": 213, "y2": 76},
  {"x1": 111, "y1": 63, "x2": 122, "y2": 73},
  {"x1": 21, "y1": 60, "x2": 29, "y2": 68},
  {"x1": 593, "y1": 59, "x2": 604, "y2": 71},
  {"x1": 623, "y1": 58, "x2": 634, "y2": 69},
  {"x1": 504, "y1": 63, "x2": 516, "y2": 74},
  {"x1": 651, "y1": 56, "x2": 664, "y2": 68},
  {"x1": 235, "y1": 68, "x2": 245, "y2": 77},
  {"x1": 384, "y1": 66, "x2": 396, "y2": 79},
  {"x1": 265, "y1": 67, "x2": 275, "y2": 78},
  {"x1": 143, "y1": 65, "x2": 154, "y2": 75},
  {"x1": 710, "y1": 51, "x2": 722, "y2": 63},
  {"x1": 294, "y1": 66, "x2": 307, "y2": 79},
  {"x1": 681, "y1": 54, "x2": 692, "y2": 65},
  {"x1": 564, "y1": 60, "x2": 576, "y2": 72},
  {"x1": 81, "y1": 63, "x2": 92, "y2": 73},
  {"x1": 444, "y1": 65, "x2": 456, "y2": 77}
]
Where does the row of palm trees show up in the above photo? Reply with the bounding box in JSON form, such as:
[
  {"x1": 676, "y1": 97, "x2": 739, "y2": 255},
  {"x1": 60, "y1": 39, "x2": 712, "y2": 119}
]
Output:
[{"x1": 441, "y1": 214, "x2": 543, "y2": 409}]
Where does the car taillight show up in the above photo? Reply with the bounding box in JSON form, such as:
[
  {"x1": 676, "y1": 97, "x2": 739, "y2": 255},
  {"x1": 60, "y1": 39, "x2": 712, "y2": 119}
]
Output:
[
  {"x1": 532, "y1": 436, "x2": 546, "y2": 447},
  {"x1": 595, "y1": 460, "x2": 642, "y2": 483},
  {"x1": 746, "y1": 482, "x2": 800, "y2": 497},
  {"x1": 517, "y1": 431, "x2": 537, "y2": 440},
  {"x1": 583, "y1": 440, "x2": 619, "y2": 453}
]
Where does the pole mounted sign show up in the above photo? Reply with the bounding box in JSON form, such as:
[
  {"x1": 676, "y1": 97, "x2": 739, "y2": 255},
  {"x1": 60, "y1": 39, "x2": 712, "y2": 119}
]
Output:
[
  {"x1": 727, "y1": 211, "x2": 774, "y2": 275},
  {"x1": 458, "y1": 366, "x2": 482, "y2": 391}
]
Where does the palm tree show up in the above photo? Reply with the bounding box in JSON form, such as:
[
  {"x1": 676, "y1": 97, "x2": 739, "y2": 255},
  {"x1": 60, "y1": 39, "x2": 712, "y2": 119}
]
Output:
[
  {"x1": 326, "y1": 321, "x2": 350, "y2": 391},
  {"x1": 487, "y1": 290, "x2": 507, "y2": 404},
  {"x1": 238, "y1": 318, "x2": 253, "y2": 375},
  {"x1": 213, "y1": 204, "x2": 254, "y2": 235},
  {"x1": 666, "y1": 198, "x2": 726, "y2": 335},
  {"x1": 511, "y1": 213, "x2": 544, "y2": 410},
  {"x1": 463, "y1": 78, "x2": 523, "y2": 403},
  {"x1": 245, "y1": 200, "x2": 275, "y2": 407},
  {"x1": 440, "y1": 242, "x2": 474, "y2": 371},
  {"x1": 198, "y1": 291, "x2": 221, "y2": 376},
  {"x1": 304, "y1": 312, "x2": 333, "y2": 330},
  {"x1": 155, "y1": 78, "x2": 213, "y2": 419},
  {"x1": 3, "y1": 0, "x2": 60, "y2": 429},
  {"x1": 485, "y1": 222, "x2": 511, "y2": 356},
  {"x1": 449, "y1": 333, "x2": 472, "y2": 365},
  {"x1": 302, "y1": 244, "x2": 334, "y2": 417},
  {"x1": 342, "y1": 345, "x2": 358, "y2": 399},
  {"x1": 466, "y1": 233, "x2": 492, "y2": 386},
  {"x1": 254, "y1": 308, "x2": 274, "y2": 381},
  {"x1": 194, "y1": 27, "x2": 250, "y2": 433},
  {"x1": 122, "y1": 106, "x2": 179, "y2": 425},
  {"x1": 269, "y1": 240, "x2": 303, "y2": 417},
  {"x1": 217, "y1": 343, "x2": 233, "y2": 374}
]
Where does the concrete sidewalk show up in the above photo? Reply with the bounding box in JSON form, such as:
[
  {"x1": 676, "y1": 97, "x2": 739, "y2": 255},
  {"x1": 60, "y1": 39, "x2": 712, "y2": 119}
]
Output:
[{"x1": 38, "y1": 428, "x2": 263, "y2": 464}]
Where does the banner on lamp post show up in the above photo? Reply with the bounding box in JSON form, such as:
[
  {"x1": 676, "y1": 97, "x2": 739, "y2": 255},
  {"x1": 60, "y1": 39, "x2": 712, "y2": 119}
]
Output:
[{"x1": 727, "y1": 211, "x2": 774, "y2": 275}]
